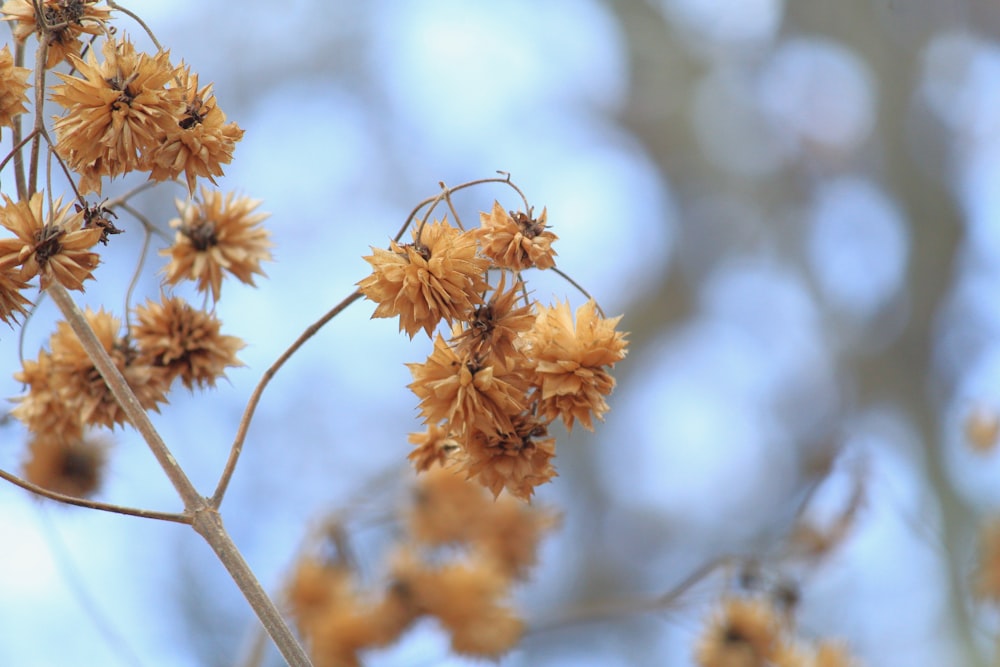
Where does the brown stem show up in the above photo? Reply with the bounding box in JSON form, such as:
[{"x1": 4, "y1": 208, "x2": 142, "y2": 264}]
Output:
[
  {"x1": 0, "y1": 465, "x2": 190, "y2": 523},
  {"x1": 212, "y1": 289, "x2": 364, "y2": 508},
  {"x1": 46, "y1": 283, "x2": 313, "y2": 667}
]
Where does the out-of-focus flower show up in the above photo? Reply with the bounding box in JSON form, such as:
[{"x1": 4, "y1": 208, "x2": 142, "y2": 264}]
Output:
[
  {"x1": 408, "y1": 559, "x2": 523, "y2": 658},
  {"x1": 161, "y1": 188, "x2": 271, "y2": 302},
  {"x1": 132, "y1": 294, "x2": 245, "y2": 390},
  {"x1": 149, "y1": 69, "x2": 244, "y2": 193},
  {"x1": 2, "y1": 0, "x2": 112, "y2": 69},
  {"x1": 22, "y1": 432, "x2": 107, "y2": 498},
  {"x1": 11, "y1": 349, "x2": 83, "y2": 440},
  {"x1": 0, "y1": 192, "x2": 101, "y2": 290},
  {"x1": 50, "y1": 37, "x2": 182, "y2": 193},
  {"x1": 695, "y1": 597, "x2": 783, "y2": 667},
  {"x1": 525, "y1": 298, "x2": 627, "y2": 431},
  {"x1": 0, "y1": 44, "x2": 29, "y2": 129},
  {"x1": 359, "y1": 219, "x2": 489, "y2": 339},
  {"x1": 477, "y1": 200, "x2": 557, "y2": 271}
]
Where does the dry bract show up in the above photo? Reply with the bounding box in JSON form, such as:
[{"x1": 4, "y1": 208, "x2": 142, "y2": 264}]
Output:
[
  {"x1": 1, "y1": 0, "x2": 112, "y2": 69},
  {"x1": 0, "y1": 192, "x2": 101, "y2": 290},
  {"x1": 526, "y1": 298, "x2": 627, "y2": 432},
  {"x1": 478, "y1": 200, "x2": 557, "y2": 271},
  {"x1": 407, "y1": 333, "x2": 529, "y2": 438},
  {"x1": 132, "y1": 295, "x2": 245, "y2": 390},
  {"x1": 51, "y1": 37, "x2": 182, "y2": 194},
  {"x1": 161, "y1": 187, "x2": 272, "y2": 302},
  {"x1": 148, "y1": 69, "x2": 245, "y2": 193},
  {"x1": 358, "y1": 219, "x2": 490, "y2": 338},
  {"x1": 0, "y1": 44, "x2": 30, "y2": 129},
  {"x1": 46, "y1": 308, "x2": 167, "y2": 429}
]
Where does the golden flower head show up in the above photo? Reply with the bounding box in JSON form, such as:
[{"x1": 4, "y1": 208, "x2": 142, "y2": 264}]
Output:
[
  {"x1": 23, "y1": 431, "x2": 107, "y2": 498},
  {"x1": 132, "y1": 294, "x2": 245, "y2": 390},
  {"x1": 0, "y1": 192, "x2": 101, "y2": 290},
  {"x1": 160, "y1": 187, "x2": 272, "y2": 302},
  {"x1": 407, "y1": 333, "x2": 528, "y2": 439},
  {"x1": 478, "y1": 200, "x2": 557, "y2": 271},
  {"x1": 0, "y1": 44, "x2": 30, "y2": 129},
  {"x1": 2, "y1": 0, "x2": 112, "y2": 69},
  {"x1": 462, "y1": 413, "x2": 557, "y2": 501},
  {"x1": 148, "y1": 68, "x2": 244, "y2": 193},
  {"x1": 358, "y1": 219, "x2": 490, "y2": 339},
  {"x1": 46, "y1": 307, "x2": 169, "y2": 429},
  {"x1": 50, "y1": 37, "x2": 182, "y2": 194},
  {"x1": 526, "y1": 298, "x2": 627, "y2": 432}
]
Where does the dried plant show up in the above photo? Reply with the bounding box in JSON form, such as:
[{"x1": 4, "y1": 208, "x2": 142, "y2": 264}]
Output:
[{"x1": 0, "y1": 3, "x2": 888, "y2": 667}]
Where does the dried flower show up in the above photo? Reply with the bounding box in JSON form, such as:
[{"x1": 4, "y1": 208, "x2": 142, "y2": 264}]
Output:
[
  {"x1": 132, "y1": 294, "x2": 245, "y2": 390},
  {"x1": 408, "y1": 465, "x2": 493, "y2": 545},
  {"x1": 407, "y1": 422, "x2": 460, "y2": 472},
  {"x1": 0, "y1": 192, "x2": 101, "y2": 290},
  {"x1": 11, "y1": 349, "x2": 84, "y2": 440},
  {"x1": 462, "y1": 414, "x2": 557, "y2": 500},
  {"x1": 161, "y1": 188, "x2": 272, "y2": 302},
  {"x1": 22, "y1": 432, "x2": 107, "y2": 498},
  {"x1": 0, "y1": 44, "x2": 30, "y2": 129},
  {"x1": 478, "y1": 200, "x2": 557, "y2": 271},
  {"x1": 45, "y1": 307, "x2": 168, "y2": 429},
  {"x1": 2, "y1": 0, "x2": 112, "y2": 69},
  {"x1": 525, "y1": 298, "x2": 627, "y2": 431},
  {"x1": 409, "y1": 559, "x2": 523, "y2": 658},
  {"x1": 451, "y1": 272, "x2": 534, "y2": 363},
  {"x1": 407, "y1": 333, "x2": 528, "y2": 439},
  {"x1": 695, "y1": 597, "x2": 782, "y2": 667},
  {"x1": 470, "y1": 494, "x2": 558, "y2": 580},
  {"x1": 50, "y1": 37, "x2": 182, "y2": 193},
  {"x1": 0, "y1": 266, "x2": 30, "y2": 326},
  {"x1": 358, "y1": 219, "x2": 489, "y2": 338},
  {"x1": 148, "y1": 69, "x2": 244, "y2": 193}
]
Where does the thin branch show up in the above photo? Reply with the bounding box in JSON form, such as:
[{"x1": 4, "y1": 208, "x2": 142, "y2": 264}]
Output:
[
  {"x1": 212, "y1": 289, "x2": 364, "y2": 508},
  {"x1": 550, "y1": 266, "x2": 606, "y2": 318},
  {"x1": 107, "y1": 1, "x2": 164, "y2": 52},
  {"x1": 28, "y1": 36, "x2": 48, "y2": 196},
  {"x1": 11, "y1": 40, "x2": 26, "y2": 199},
  {"x1": 526, "y1": 555, "x2": 735, "y2": 636},
  {"x1": 0, "y1": 466, "x2": 190, "y2": 523},
  {"x1": 45, "y1": 282, "x2": 313, "y2": 667}
]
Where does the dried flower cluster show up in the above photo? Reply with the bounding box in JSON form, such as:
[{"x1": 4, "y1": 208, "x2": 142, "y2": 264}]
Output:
[
  {"x1": 359, "y1": 200, "x2": 627, "y2": 500},
  {"x1": 11, "y1": 297, "x2": 243, "y2": 496},
  {"x1": 288, "y1": 466, "x2": 557, "y2": 666},
  {"x1": 696, "y1": 596, "x2": 860, "y2": 667}
]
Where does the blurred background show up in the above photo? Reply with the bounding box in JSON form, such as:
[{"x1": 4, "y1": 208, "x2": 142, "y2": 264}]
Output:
[{"x1": 3, "y1": 0, "x2": 1000, "y2": 664}]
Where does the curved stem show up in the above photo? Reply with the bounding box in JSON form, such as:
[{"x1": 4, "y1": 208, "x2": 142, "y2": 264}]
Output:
[
  {"x1": 0, "y1": 465, "x2": 190, "y2": 523},
  {"x1": 46, "y1": 283, "x2": 313, "y2": 667},
  {"x1": 212, "y1": 289, "x2": 364, "y2": 508}
]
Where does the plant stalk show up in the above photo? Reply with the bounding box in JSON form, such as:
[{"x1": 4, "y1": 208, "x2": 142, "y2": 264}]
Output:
[{"x1": 47, "y1": 283, "x2": 313, "y2": 667}]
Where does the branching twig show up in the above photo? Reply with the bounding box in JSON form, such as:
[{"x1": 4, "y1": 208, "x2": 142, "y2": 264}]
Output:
[
  {"x1": 212, "y1": 289, "x2": 364, "y2": 508},
  {"x1": 46, "y1": 282, "x2": 313, "y2": 667}
]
